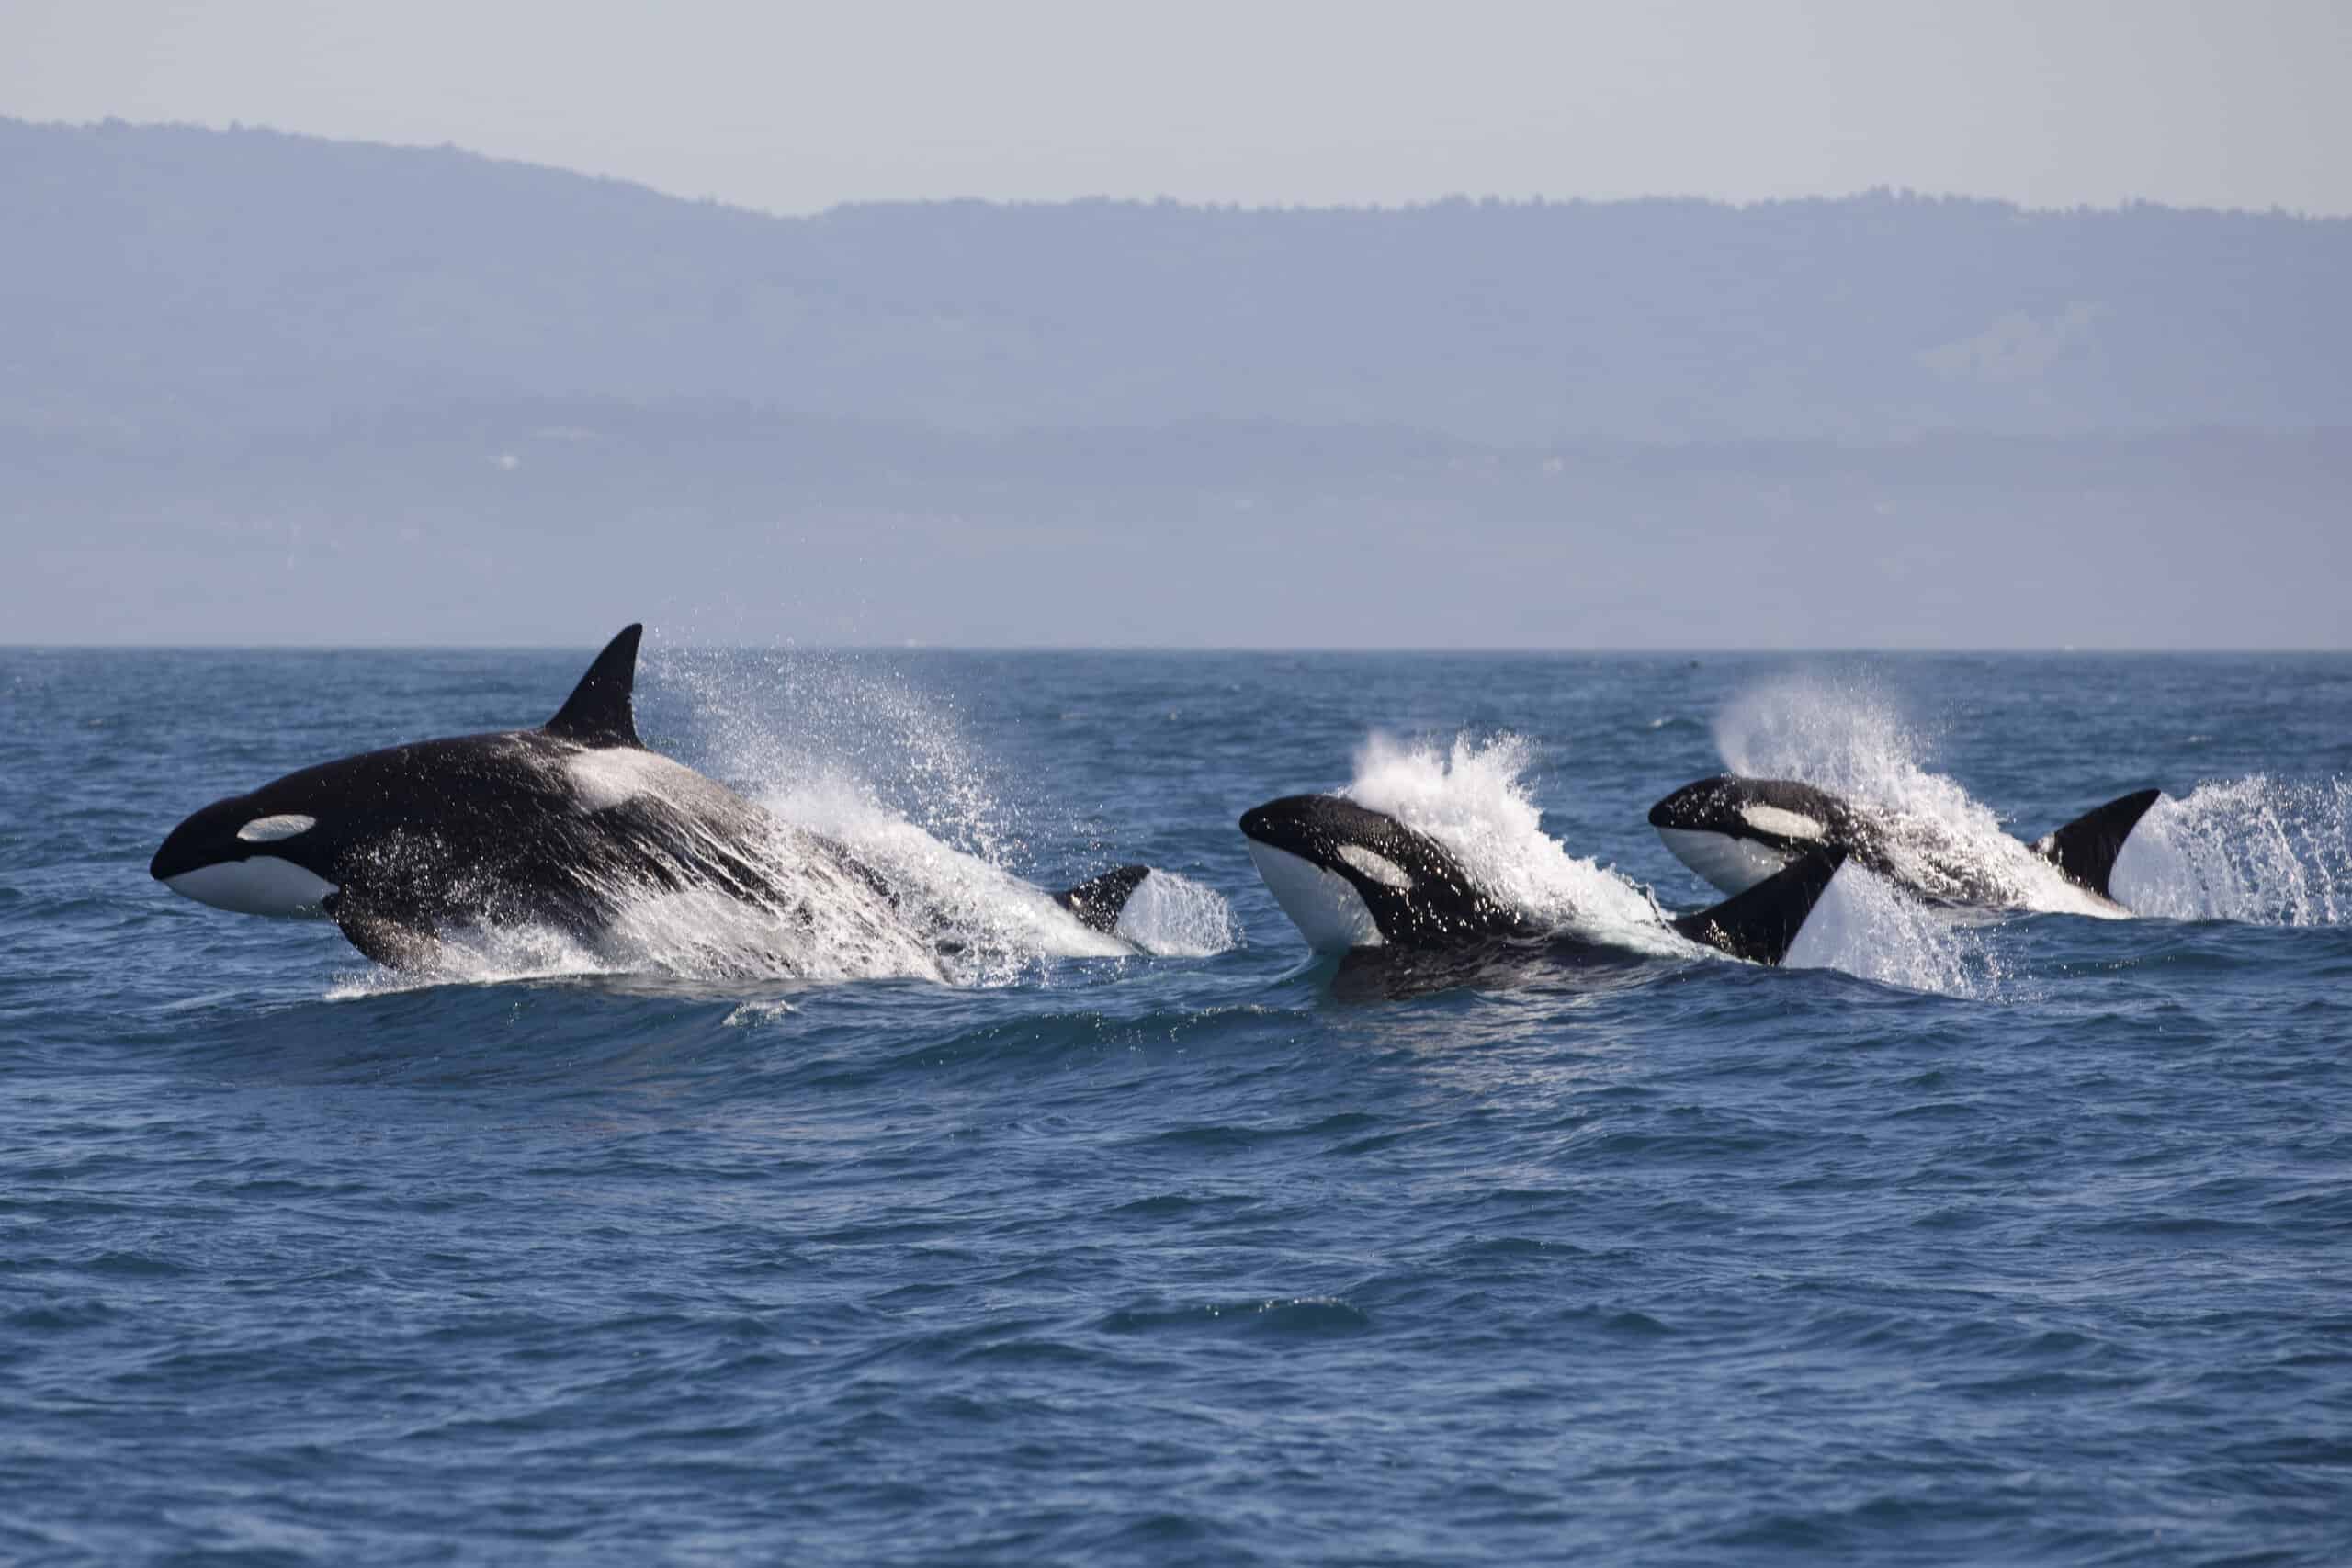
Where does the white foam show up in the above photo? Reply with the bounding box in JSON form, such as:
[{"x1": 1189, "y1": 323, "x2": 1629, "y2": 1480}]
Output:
[
  {"x1": 1714, "y1": 672, "x2": 2118, "y2": 918},
  {"x1": 2108, "y1": 776, "x2": 2352, "y2": 924},
  {"x1": 1343, "y1": 731, "x2": 1688, "y2": 959},
  {"x1": 1114, "y1": 869, "x2": 1247, "y2": 957},
  {"x1": 1781, "y1": 862, "x2": 2010, "y2": 997}
]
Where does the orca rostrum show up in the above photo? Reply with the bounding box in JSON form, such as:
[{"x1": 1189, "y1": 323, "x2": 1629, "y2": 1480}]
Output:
[{"x1": 151, "y1": 626, "x2": 1158, "y2": 970}]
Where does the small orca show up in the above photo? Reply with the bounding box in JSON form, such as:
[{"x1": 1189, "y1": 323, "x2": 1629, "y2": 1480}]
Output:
[
  {"x1": 1238, "y1": 793, "x2": 1848, "y2": 987},
  {"x1": 1646, "y1": 774, "x2": 2162, "y2": 909},
  {"x1": 151, "y1": 626, "x2": 1159, "y2": 970}
]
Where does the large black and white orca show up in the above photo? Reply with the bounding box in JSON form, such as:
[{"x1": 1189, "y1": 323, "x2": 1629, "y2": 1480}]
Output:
[
  {"x1": 1646, "y1": 775, "x2": 2162, "y2": 910},
  {"x1": 1239, "y1": 793, "x2": 1849, "y2": 990},
  {"x1": 150, "y1": 626, "x2": 1157, "y2": 971}
]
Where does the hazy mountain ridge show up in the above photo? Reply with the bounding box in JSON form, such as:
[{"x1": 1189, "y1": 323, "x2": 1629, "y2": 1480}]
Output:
[
  {"x1": 7, "y1": 119, "x2": 2346, "y2": 645},
  {"x1": 8, "y1": 118, "x2": 2349, "y2": 446}
]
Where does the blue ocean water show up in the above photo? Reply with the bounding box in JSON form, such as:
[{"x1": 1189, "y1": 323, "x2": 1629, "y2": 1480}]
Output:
[{"x1": 5, "y1": 645, "x2": 2351, "y2": 1565}]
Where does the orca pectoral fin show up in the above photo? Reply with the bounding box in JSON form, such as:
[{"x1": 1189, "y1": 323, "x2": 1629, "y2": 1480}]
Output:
[
  {"x1": 326, "y1": 893, "x2": 440, "y2": 970},
  {"x1": 543, "y1": 624, "x2": 644, "y2": 748},
  {"x1": 1054, "y1": 864, "x2": 1153, "y2": 934},
  {"x1": 2032, "y1": 788, "x2": 2163, "y2": 900},
  {"x1": 1672, "y1": 848, "x2": 1849, "y2": 966}
]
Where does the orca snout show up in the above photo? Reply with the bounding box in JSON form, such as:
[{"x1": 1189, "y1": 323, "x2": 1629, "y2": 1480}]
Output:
[
  {"x1": 151, "y1": 801, "x2": 233, "y2": 882},
  {"x1": 1238, "y1": 795, "x2": 1323, "y2": 859},
  {"x1": 1238, "y1": 794, "x2": 1398, "y2": 867},
  {"x1": 1647, "y1": 777, "x2": 1734, "y2": 831}
]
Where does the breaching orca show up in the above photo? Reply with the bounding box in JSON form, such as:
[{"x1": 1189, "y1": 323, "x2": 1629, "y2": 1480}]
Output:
[
  {"x1": 1238, "y1": 793, "x2": 1849, "y2": 992},
  {"x1": 1646, "y1": 774, "x2": 2162, "y2": 910},
  {"x1": 151, "y1": 626, "x2": 1159, "y2": 970}
]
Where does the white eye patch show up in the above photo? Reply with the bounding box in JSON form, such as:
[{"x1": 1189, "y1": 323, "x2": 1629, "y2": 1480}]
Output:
[
  {"x1": 236, "y1": 814, "x2": 317, "y2": 843},
  {"x1": 1741, "y1": 805, "x2": 1825, "y2": 841},
  {"x1": 1337, "y1": 843, "x2": 1414, "y2": 889}
]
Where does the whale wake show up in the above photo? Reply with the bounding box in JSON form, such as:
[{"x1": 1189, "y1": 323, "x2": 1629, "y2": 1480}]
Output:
[
  {"x1": 1341, "y1": 730, "x2": 1998, "y2": 994},
  {"x1": 1716, "y1": 672, "x2": 2348, "y2": 928}
]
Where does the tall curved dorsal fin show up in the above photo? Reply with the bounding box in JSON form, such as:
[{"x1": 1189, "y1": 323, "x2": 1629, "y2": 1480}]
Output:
[
  {"x1": 1672, "y1": 847, "x2": 1849, "y2": 965},
  {"x1": 543, "y1": 624, "x2": 643, "y2": 747},
  {"x1": 2032, "y1": 788, "x2": 2163, "y2": 900}
]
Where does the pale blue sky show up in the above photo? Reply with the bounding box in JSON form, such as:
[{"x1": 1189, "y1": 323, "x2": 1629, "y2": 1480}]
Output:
[{"x1": 6, "y1": 0, "x2": 2347, "y2": 215}]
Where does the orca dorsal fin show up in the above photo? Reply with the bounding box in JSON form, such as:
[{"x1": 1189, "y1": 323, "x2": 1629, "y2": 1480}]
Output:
[
  {"x1": 2032, "y1": 788, "x2": 2163, "y2": 899},
  {"x1": 1672, "y1": 848, "x2": 1849, "y2": 965},
  {"x1": 543, "y1": 624, "x2": 644, "y2": 748},
  {"x1": 1055, "y1": 864, "x2": 1153, "y2": 934}
]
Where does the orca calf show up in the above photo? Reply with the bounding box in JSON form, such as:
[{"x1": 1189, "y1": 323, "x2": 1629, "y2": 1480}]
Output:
[
  {"x1": 151, "y1": 626, "x2": 1157, "y2": 971},
  {"x1": 1646, "y1": 774, "x2": 2161, "y2": 910},
  {"x1": 1239, "y1": 794, "x2": 1849, "y2": 990}
]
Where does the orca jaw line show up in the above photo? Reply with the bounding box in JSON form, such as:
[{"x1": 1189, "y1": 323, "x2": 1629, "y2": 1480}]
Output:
[
  {"x1": 1650, "y1": 776, "x2": 1850, "y2": 897},
  {"x1": 1245, "y1": 840, "x2": 1385, "y2": 953},
  {"x1": 1655, "y1": 826, "x2": 1796, "y2": 897},
  {"x1": 162, "y1": 855, "x2": 340, "y2": 919}
]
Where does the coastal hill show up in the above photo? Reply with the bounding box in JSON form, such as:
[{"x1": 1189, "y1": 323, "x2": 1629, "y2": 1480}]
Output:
[
  {"x1": 7, "y1": 117, "x2": 2347, "y2": 446},
  {"x1": 6, "y1": 118, "x2": 2344, "y2": 644}
]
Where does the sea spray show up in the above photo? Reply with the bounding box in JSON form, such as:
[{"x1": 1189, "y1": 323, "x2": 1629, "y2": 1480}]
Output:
[
  {"x1": 1340, "y1": 728, "x2": 2007, "y2": 996},
  {"x1": 1344, "y1": 730, "x2": 1685, "y2": 957},
  {"x1": 653, "y1": 645, "x2": 1238, "y2": 979},
  {"x1": 1714, "y1": 672, "x2": 2117, "y2": 917},
  {"x1": 2111, "y1": 775, "x2": 2352, "y2": 924}
]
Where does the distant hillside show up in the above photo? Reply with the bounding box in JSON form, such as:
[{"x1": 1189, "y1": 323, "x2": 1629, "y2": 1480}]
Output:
[{"x1": 6, "y1": 118, "x2": 2350, "y2": 446}]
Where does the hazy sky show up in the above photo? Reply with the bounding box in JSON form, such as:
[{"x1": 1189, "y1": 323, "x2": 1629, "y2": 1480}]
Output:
[{"x1": 6, "y1": 0, "x2": 2348, "y2": 215}]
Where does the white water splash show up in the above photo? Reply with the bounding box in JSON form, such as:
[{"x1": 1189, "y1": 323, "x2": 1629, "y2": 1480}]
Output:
[
  {"x1": 1714, "y1": 672, "x2": 2115, "y2": 918},
  {"x1": 1781, "y1": 863, "x2": 2013, "y2": 997},
  {"x1": 1114, "y1": 870, "x2": 1248, "y2": 957},
  {"x1": 1344, "y1": 731, "x2": 1688, "y2": 959},
  {"x1": 2110, "y1": 776, "x2": 2352, "y2": 925},
  {"x1": 1341, "y1": 728, "x2": 2001, "y2": 995}
]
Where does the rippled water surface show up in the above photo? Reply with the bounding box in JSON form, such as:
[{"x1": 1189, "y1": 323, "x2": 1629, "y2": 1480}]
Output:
[{"x1": 6, "y1": 647, "x2": 2350, "y2": 1565}]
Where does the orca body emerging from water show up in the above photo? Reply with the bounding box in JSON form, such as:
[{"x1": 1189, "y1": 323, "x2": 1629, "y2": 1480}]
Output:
[
  {"x1": 151, "y1": 626, "x2": 1157, "y2": 971},
  {"x1": 1238, "y1": 794, "x2": 1848, "y2": 991},
  {"x1": 1646, "y1": 774, "x2": 2162, "y2": 911}
]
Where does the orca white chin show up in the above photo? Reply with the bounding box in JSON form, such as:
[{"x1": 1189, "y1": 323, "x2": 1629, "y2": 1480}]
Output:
[
  {"x1": 164, "y1": 857, "x2": 338, "y2": 919},
  {"x1": 1245, "y1": 840, "x2": 1384, "y2": 953},
  {"x1": 1657, "y1": 827, "x2": 1794, "y2": 897}
]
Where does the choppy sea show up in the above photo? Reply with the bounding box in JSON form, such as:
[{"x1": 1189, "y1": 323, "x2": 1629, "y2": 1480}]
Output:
[{"x1": 5, "y1": 646, "x2": 2350, "y2": 1565}]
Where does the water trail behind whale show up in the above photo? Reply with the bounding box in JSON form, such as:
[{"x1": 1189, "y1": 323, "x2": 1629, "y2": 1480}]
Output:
[
  {"x1": 1713, "y1": 673, "x2": 2116, "y2": 917},
  {"x1": 1715, "y1": 672, "x2": 2348, "y2": 927},
  {"x1": 2111, "y1": 777, "x2": 2352, "y2": 924},
  {"x1": 1343, "y1": 730, "x2": 2001, "y2": 994}
]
